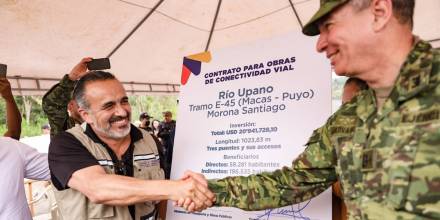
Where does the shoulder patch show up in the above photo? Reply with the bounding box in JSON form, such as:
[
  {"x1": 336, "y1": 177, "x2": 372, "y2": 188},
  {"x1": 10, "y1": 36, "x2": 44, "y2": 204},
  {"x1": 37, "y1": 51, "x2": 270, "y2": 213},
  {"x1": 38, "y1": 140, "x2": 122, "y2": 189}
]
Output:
[
  {"x1": 401, "y1": 108, "x2": 440, "y2": 124},
  {"x1": 329, "y1": 115, "x2": 357, "y2": 136}
]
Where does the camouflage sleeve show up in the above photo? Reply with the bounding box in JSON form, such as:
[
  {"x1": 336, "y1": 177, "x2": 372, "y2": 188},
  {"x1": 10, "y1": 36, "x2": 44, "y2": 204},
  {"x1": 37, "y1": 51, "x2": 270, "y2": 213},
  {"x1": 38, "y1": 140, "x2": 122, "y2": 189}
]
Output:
[
  {"x1": 208, "y1": 125, "x2": 337, "y2": 211},
  {"x1": 42, "y1": 74, "x2": 75, "y2": 139}
]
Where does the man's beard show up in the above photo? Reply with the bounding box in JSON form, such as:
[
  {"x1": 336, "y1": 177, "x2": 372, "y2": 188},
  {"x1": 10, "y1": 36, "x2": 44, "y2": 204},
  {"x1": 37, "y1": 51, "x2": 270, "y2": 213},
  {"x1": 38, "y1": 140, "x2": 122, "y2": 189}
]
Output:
[{"x1": 93, "y1": 115, "x2": 131, "y2": 139}]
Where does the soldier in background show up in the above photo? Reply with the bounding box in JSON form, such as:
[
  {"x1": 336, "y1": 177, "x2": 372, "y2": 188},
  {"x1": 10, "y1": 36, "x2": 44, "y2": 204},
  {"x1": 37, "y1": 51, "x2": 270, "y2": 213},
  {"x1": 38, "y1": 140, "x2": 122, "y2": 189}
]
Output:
[
  {"x1": 138, "y1": 112, "x2": 153, "y2": 133},
  {"x1": 181, "y1": 0, "x2": 440, "y2": 219},
  {"x1": 42, "y1": 57, "x2": 92, "y2": 139},
  {"x1": 151, "y1": 119, "x2": 161, "y2": 137},
  {"x1": 41, "y1": 123, "x2": 51, "y2": 135},
  {"x1": 157, "y1": 111, "x2": 176, "y2": 178},
  {"x1": 139, "y1": 112, "x2": 169, "y2": 179}
]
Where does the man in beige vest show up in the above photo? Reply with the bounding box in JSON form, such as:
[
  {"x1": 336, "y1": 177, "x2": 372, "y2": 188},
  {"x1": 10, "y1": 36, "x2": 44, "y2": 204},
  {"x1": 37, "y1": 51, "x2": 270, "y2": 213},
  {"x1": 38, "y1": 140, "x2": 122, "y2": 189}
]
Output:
[{"x1": 48, "y1": 71, "x2": 214, "y2": 220}]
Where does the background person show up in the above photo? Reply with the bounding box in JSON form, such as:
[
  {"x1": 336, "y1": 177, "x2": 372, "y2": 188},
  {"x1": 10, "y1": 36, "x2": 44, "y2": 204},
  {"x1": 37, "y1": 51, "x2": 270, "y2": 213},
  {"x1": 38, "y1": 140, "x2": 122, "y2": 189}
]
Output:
[
  {"x1": 41, "y1": 123, "x2": 51, "y2": 135},
  {"x1": 138, "y1": 112, "x2": 153, "y2": 133},
  {"x1": 157, "y1": 111, "x2": 176, "y2": 177},
  {"x1": 42, "y1": 57, "x2": 92, "y2": 139},
  {"x1": 138, "y1": 112, "x2": 169, "y2": 179},
  {"x1": 0, "y1": 77, "x2": 50, "y2": 220}
]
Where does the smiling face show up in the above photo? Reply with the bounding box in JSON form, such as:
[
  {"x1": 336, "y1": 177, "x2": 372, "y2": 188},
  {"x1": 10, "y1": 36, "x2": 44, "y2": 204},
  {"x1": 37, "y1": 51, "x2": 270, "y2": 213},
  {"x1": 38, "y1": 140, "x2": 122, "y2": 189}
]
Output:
[
  {"x1": 316, "y1": 3, "x2": 376, "y2": 77},
  {"x1": 80, "y1": 79, "x2": 131, "y2": 140}
]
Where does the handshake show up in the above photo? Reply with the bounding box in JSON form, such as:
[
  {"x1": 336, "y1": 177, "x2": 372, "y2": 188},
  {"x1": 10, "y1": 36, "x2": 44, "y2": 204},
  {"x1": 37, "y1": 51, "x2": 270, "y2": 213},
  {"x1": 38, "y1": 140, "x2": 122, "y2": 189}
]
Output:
[{"x1": 170, "y1": 171, "x2": 216, "y2": 212}]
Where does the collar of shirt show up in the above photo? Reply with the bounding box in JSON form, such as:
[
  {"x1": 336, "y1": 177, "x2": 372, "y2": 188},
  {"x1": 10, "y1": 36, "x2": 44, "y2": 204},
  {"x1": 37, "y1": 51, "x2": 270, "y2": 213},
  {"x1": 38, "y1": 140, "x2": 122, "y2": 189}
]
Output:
[
  {"x1": 355, "y1": 39, "x2": 435, "y2": 122},
  {"x1": 84, "y1": 124, "x2": 144, "y2": 177},
  {"x1": 394, "y1": 39, "x2": 434, "y2": 102}
]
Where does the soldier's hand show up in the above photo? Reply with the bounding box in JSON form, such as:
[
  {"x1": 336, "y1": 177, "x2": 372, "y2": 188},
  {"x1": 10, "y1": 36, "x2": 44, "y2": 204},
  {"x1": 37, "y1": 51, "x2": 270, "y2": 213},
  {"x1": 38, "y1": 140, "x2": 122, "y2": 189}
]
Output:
[
  {"x1": 68, "y1": 57, "x2": 93, "y2": 81},
  {"x1": 173, "y1": 171, "x2": 215, "y2": 212},
  {"x1": 170, "y1": 177, "x2": 215, "y2": 212}
]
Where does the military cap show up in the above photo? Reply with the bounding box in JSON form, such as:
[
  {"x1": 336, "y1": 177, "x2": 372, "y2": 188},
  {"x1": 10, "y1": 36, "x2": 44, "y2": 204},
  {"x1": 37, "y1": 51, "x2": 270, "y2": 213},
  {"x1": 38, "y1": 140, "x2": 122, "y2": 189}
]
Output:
[
  {"x1": 139, "y1": 112, "x2": 151, "y2": 120},
  {"x1": 302, "y1": 0, "x2": 349, "y2": 36}
]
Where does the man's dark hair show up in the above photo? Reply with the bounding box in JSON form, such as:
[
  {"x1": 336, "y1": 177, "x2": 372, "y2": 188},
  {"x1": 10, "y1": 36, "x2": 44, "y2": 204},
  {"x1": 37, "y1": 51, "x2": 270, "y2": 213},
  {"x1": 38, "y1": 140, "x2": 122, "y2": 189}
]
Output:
[
  {"x1": 72, "y1": 71, "x2": 116, "y2": 110},
  {"x1": 163, "y1": 111, "x2": 172, "y2": 117},
  {"x1": 350, "y1": 0, "x2": 415, "y2": 29},
  {"x1": 41, "y1": 123, "x2": 50, "y2": 130}
]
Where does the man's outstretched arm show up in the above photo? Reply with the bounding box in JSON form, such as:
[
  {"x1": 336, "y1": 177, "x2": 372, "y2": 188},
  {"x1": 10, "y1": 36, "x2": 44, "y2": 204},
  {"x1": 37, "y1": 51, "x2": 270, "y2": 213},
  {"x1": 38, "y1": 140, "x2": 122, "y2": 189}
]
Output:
[
  {"x1": 68, "y1": 165, "x2": 215, "y2": 211},
  {"x1": 184, "y1": 125, "x2": 337, "y2": 211}
]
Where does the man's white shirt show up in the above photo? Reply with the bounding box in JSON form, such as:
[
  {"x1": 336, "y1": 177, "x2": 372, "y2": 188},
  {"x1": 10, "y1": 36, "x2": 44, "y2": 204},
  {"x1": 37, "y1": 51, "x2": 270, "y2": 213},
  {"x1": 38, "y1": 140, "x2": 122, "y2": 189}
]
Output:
[{"x1": 0, "y1": 137, "x2": 50, "y2": 220}]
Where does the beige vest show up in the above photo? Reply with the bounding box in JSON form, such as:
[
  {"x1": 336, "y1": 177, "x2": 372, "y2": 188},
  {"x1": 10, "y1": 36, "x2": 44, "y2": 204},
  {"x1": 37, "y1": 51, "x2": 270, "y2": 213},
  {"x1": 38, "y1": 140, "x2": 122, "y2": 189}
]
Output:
[{"x1": 53, "y1": 125, "x2": 165, "y2": 220}]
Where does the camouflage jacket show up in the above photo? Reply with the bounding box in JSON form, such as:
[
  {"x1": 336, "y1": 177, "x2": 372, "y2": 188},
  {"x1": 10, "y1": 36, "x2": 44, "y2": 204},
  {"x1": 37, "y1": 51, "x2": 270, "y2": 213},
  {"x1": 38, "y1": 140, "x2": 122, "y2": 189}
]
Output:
[
  {"x1": 208, "y1": 40, "x2": 440, "y2": 219},
  {"x1": 42, "y1": 74, "x2": 77, "y2": 139}
]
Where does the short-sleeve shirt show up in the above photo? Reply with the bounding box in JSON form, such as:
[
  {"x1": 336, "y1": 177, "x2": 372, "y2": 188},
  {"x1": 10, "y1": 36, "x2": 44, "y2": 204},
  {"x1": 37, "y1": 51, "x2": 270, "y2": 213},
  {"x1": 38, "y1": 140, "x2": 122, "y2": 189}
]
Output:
[
  {"x1": 49, "y1": 124, "x2": 144, "y2": 220},
  {"x1": 48, "y1": 124, "x2": 143, "y2": 190},
  {"x1": 0, "y1": 137, "x2": 50, "y2": 220}
]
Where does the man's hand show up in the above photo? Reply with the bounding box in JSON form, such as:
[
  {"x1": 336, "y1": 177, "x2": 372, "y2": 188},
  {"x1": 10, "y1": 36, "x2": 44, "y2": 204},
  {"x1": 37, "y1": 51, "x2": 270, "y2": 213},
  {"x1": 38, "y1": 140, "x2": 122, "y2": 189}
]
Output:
[
  {"x1": 182, "y1": 170, "x2": 208, "y2": 186},
  {"x1": 173, "y1": 171, "x2": 215, "y2": 212},
  {"x1": 68, "y1": 57, "x2": 93, "y2": 81},
  {"x1": 171, "y1": 174, "x2": 215, "y2": 212},
  {"x1": 0, "y1": 78, "x2": 13, "y2": 101}
]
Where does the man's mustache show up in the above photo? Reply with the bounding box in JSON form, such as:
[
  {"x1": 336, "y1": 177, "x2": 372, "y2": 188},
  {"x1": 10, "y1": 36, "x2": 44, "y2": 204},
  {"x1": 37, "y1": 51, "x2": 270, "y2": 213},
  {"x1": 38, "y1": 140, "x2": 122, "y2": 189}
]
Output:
[{"x1": 109, "y1": 115, "x2": 130, "y2": 123}]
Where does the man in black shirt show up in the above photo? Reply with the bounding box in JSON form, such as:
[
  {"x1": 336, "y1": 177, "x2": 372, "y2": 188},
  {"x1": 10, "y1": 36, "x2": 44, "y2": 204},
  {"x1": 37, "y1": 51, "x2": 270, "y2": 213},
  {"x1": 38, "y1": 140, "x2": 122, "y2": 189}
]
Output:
[
  {"x1": 138, "y1": 112, "x2": 153, "y2": 133},
  {"x1": 49, "y1": 71, "x2": 214, "y2": 219},
  {"x1": 157, "y1": 111, "x2": 176, "y2": 177},
  {"x1": 138, "y1": 112, "x2": 169, "y2": 178}
]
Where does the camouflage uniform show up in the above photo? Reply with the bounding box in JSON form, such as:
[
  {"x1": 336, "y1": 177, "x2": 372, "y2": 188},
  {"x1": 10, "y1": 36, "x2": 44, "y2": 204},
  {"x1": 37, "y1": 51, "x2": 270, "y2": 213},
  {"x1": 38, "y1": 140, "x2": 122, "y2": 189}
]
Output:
[
  {"x1": 208, "y1": 40, "x2": 440, "y2": 219},
  {"x1": 42, "y1": 74, "x2": 77, "y2": 139}
]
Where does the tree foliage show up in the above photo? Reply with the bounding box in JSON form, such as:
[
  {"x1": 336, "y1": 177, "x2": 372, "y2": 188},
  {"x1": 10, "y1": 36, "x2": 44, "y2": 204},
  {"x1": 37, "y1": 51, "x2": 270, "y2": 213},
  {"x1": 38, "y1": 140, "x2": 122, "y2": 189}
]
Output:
[
  {"x1": 129, "y1": 95, "x2": 178, "y2": 122},
  {"x1": 332, "y1": 77, "x2": 348, "y2": 99}
]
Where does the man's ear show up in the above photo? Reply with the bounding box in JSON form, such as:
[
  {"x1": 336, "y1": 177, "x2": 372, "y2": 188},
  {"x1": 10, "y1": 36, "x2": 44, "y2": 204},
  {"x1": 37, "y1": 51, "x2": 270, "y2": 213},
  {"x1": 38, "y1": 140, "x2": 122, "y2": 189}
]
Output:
[
  {"x1": 78, "y1": 108, "x2": 92, "y2": 124},
  {"x1": 370, "y1": 0, "x2": 393, "y2": 32},
  {"x1": 67, "y1": 101, "x2": 73, "y2": 116}
]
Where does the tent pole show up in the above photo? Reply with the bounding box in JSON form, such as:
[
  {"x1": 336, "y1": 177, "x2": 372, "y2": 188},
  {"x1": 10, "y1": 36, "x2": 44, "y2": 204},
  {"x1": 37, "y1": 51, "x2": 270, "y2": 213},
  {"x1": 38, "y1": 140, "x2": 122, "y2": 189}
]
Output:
[
  {"x1": 428, "y1": 38, "x2": 440, "y2": 49},
  {"x1": 205, "y1": 0, "x2": 222, "y2": 51},
  {"x1": 107, "y1": 0, "x2": 165, "y2": 58},
  {"x1": 288, "y1": 0, "x2": 303, "y2": 29}
]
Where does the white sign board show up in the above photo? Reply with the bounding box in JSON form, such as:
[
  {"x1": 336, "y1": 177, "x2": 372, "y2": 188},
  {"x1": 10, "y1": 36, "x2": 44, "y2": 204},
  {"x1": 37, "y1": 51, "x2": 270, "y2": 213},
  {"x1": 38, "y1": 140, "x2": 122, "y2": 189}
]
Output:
[{"x1": 168, "y1": 32, "x2": 332, "y2": 220}]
